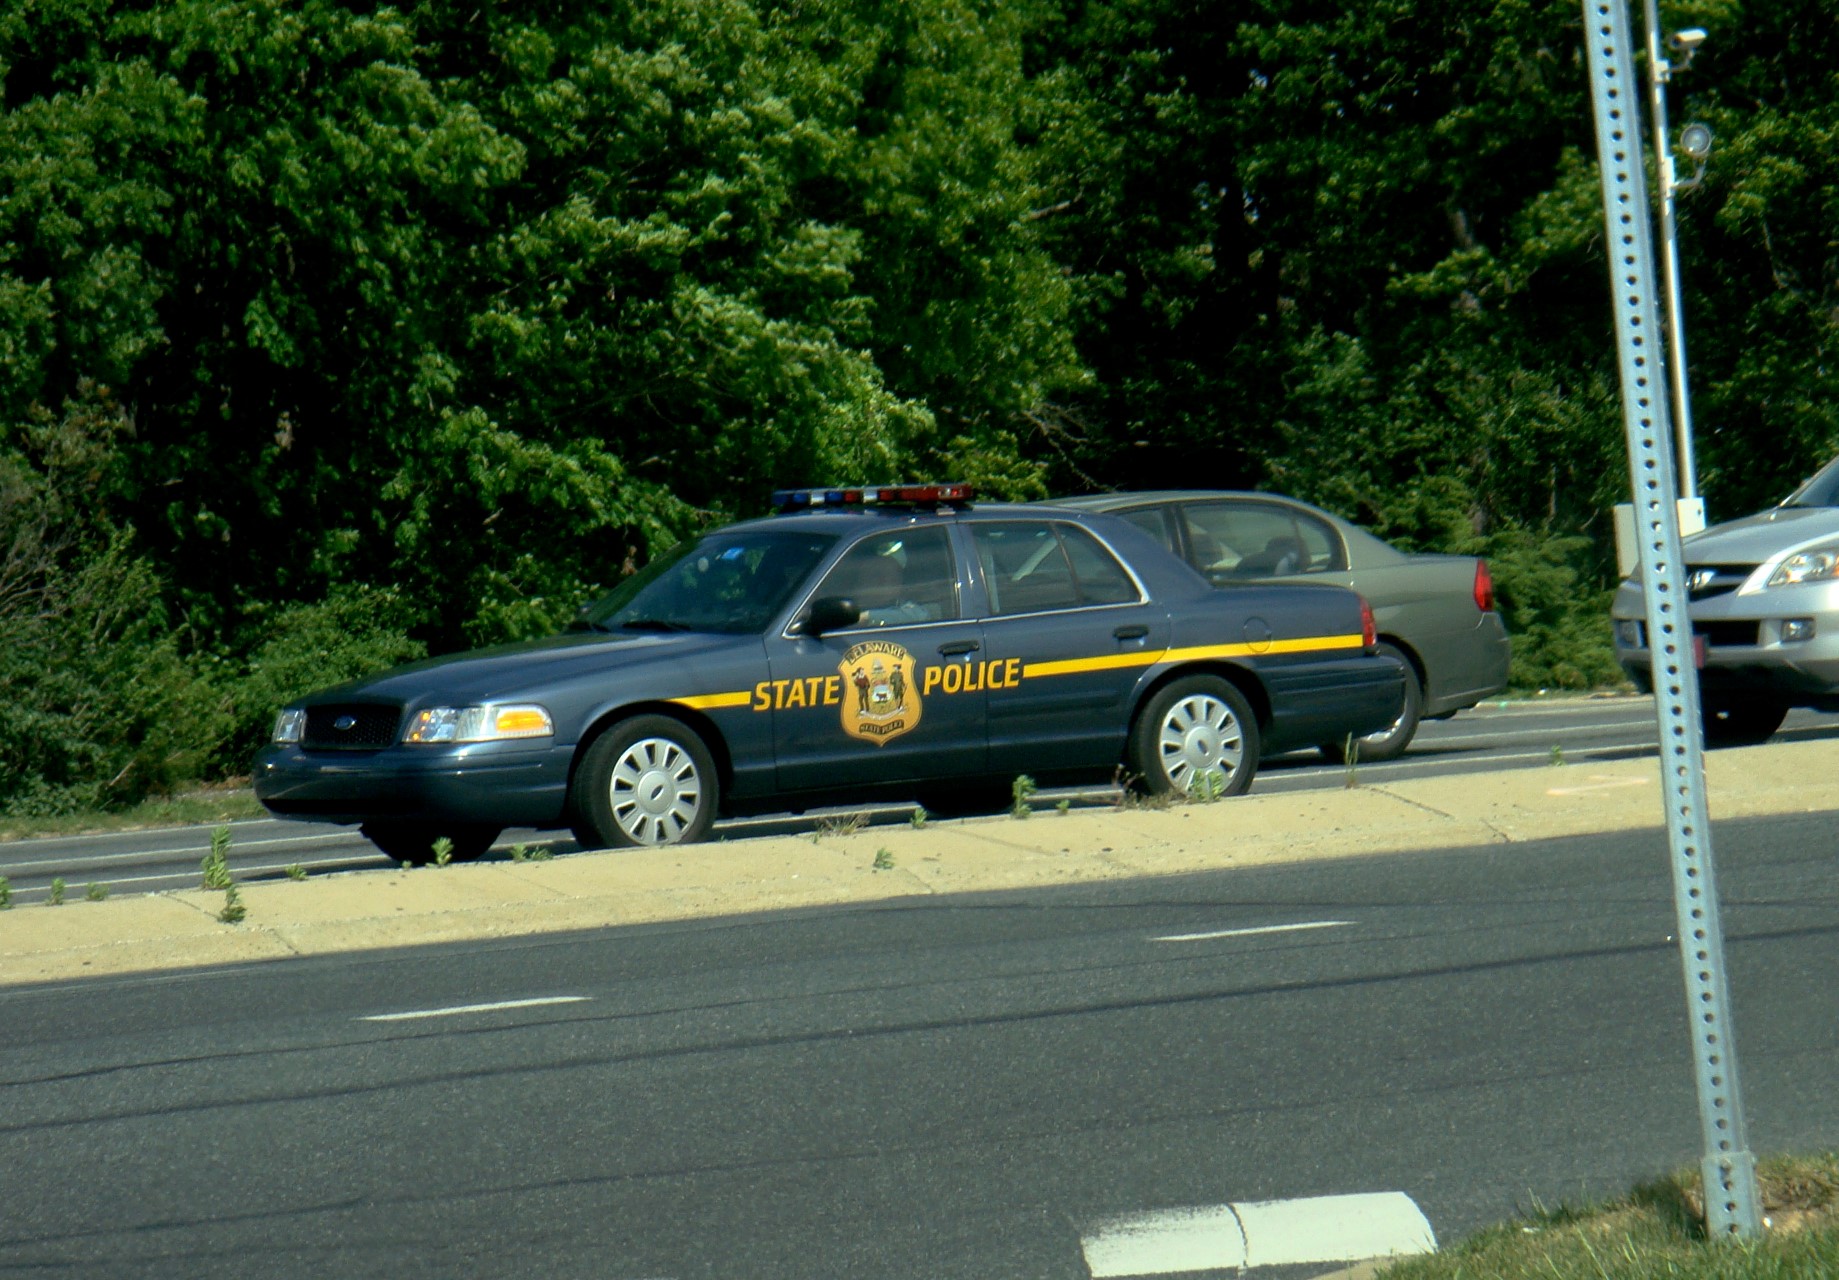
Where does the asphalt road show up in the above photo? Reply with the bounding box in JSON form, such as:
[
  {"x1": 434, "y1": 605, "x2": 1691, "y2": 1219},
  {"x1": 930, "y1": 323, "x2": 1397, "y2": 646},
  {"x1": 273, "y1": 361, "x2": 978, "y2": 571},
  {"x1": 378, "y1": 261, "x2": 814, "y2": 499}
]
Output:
[
  {"x1": 3, "y1": 810, "x2": 1836, "y2": 1278},
  {"x1": 6, "y1": 695, "x2": 1839, "y2": 904}
]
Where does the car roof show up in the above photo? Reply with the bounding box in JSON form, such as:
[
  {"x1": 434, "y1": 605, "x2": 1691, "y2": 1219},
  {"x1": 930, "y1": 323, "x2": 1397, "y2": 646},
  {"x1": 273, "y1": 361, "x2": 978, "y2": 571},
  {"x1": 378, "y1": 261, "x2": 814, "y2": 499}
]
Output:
[
  {"x1": 727, "y1": 498, "x2": 1122, "y2": 533},
  {"x1": 1054, "y1": 489, "x2": 1328, "y2": 513}
]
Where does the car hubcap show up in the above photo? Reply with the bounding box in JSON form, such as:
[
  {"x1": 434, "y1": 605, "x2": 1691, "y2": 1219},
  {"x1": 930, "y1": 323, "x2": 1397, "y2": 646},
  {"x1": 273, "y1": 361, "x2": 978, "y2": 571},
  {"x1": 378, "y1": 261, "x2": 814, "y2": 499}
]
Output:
[
  {"x1": 1359, "y1": 711, "x2": 1405, "y2": 744},
  {"x1": 1158, "y1": 693, "x2": 1243, "y2": 792},
  {"x1": 609, "y1": 737, "x2": 703, "y2": 844}
]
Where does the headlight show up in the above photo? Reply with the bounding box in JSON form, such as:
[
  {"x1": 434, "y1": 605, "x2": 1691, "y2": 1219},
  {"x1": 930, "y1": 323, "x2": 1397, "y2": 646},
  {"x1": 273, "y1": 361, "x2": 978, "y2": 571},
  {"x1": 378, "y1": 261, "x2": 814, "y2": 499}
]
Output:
[
  {"x1": 403, "y1": 704, "x2": 554, "y2": 744},
  {"x1": 1767, "y1": 546, "x2": 1839, "y2": 587},
  {"x1": 272, "y1": 709, "x2": 306, "y2": 744}
]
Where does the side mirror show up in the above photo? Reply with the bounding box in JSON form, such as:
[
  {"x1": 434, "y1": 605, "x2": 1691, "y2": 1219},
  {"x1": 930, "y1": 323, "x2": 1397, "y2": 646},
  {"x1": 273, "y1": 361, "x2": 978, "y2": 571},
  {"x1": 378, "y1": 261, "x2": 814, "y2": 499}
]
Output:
[{"x1": 798, "y1": 596, "x2": 860, "y2": 636}]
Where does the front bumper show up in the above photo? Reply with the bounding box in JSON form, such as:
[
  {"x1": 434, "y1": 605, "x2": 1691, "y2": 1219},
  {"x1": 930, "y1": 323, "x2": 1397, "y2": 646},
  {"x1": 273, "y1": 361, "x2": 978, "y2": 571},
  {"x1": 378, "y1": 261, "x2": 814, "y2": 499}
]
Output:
[
  {"x1": 1610, "y1": 577, "x2": 1839, "y2": 708},
  {"x1": 253, "y1": 739, "x2": 574, "y2": 828}
]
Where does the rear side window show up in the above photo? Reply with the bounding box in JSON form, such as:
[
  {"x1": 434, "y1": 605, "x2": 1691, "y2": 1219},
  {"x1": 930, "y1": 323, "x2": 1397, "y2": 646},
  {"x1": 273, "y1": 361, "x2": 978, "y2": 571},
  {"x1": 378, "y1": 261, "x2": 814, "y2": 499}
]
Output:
[
  {"x1": 972, "y1": 522, "x2": 1140, "y2": 615},
  {"x1": 1179, "y1": 502, "x2": 1343, "y2": 581},
  {"x1": 1114, "y1": 506, "x2": 1177, "y2": 554}
]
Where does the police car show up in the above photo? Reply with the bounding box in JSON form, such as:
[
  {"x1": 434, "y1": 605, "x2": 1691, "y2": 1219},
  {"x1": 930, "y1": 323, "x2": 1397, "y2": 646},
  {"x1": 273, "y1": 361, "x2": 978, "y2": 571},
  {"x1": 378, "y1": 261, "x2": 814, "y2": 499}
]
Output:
[{"x1": 254, "y1": 485, "x2": 1405, "y2": 861}]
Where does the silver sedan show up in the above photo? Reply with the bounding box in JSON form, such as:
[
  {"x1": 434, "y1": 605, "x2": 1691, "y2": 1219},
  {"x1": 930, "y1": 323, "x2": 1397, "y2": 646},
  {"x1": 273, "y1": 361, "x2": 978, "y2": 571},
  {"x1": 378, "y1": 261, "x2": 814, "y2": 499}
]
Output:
[
  {"x1": 1612, "y1": 455, "x2": 1839, "y2": 745},
  {"x1": 1051, "y1": 491, "x2": 1511, "y2": 761}
]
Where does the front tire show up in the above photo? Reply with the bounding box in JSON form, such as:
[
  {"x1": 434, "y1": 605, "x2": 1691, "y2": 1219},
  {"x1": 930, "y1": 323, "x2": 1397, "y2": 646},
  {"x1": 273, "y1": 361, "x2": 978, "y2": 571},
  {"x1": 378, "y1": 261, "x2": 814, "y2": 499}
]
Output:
[
  {"x1": 1128, "y1": 675, "x2": 1259, "y2": 798},
  {"x1": 570, "y1": 716, "x2": 719, "y2": 848},
  {"x1": 360, "y1": 823, "x2": 500, "y2": 865},
  {"x1": 1319, "y1": 642, "x2": 1422, "y2": 764},
  {"x1": 1701, "y1": 697, "x2": 1788, "y2": 748}
]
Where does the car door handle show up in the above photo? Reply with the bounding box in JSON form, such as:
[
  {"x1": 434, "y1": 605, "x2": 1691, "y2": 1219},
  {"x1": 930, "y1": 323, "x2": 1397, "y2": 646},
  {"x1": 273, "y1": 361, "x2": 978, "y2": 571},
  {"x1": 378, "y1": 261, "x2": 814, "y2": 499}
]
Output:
[
  {"x1": 938, "y1": 639, "x2": 981, "y2": 657},
  {"x1": 1113, "y1": 624, "x2": 1149, "y2": 641}
]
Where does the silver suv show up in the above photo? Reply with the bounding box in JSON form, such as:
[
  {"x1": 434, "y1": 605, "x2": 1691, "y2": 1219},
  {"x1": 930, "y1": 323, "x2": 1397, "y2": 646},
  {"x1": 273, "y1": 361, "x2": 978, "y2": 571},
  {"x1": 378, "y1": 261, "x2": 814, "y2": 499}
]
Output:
[{"x1": 1612, "y1": 455, "x2": 1839, "y2": 744}]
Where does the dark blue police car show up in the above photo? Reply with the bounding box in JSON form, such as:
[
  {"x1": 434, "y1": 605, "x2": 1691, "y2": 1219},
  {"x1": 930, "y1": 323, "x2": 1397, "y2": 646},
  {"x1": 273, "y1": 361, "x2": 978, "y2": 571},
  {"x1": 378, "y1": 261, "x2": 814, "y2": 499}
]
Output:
[{"x1": 255, "y1": 486, "x2": 1404, "y2": 861}]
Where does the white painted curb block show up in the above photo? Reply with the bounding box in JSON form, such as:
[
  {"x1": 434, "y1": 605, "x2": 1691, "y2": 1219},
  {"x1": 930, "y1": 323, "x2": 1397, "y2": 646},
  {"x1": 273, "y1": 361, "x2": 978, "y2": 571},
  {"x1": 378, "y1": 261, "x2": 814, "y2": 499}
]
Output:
[{"x1": 1081, "y1": 1192, "x2": 1436, "y2": 1277}]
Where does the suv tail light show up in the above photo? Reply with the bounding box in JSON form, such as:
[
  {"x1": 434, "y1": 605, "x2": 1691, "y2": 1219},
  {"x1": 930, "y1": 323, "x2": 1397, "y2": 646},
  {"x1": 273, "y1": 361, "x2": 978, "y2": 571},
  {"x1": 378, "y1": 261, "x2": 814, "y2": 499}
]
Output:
[
  {"x1": 1473, "y1": 560, "x2": 1495, "y2": 612},
  {"x1": 1359, "y1": 596, "x2": 1377, "y2": 651}
]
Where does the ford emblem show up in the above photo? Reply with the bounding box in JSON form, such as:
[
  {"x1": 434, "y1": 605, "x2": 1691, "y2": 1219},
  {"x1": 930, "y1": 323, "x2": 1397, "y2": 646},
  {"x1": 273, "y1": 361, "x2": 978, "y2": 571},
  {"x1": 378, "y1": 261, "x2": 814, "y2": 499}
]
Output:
[{"x1": 334, "y1": 715, "x2": 358, "y2": 731}]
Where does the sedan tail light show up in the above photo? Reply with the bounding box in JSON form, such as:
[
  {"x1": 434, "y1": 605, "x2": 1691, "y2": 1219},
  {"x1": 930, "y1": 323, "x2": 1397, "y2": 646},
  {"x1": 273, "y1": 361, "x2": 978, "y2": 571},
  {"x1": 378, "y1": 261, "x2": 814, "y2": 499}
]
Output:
[
  {"x1": 1473, "y1": 560, "x2": 1495, "y2": 612},
  {"x1": 1360, "y1": 596, "x2": 1377, "y2": 651}
]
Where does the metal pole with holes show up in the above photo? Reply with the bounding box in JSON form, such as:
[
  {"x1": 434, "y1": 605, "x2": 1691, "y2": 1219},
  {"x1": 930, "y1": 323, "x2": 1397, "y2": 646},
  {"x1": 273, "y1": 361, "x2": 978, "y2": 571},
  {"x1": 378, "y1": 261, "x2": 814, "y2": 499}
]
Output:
[{"x1": 1580, "y1": 0, "x2": 1762, "y2": 1239}]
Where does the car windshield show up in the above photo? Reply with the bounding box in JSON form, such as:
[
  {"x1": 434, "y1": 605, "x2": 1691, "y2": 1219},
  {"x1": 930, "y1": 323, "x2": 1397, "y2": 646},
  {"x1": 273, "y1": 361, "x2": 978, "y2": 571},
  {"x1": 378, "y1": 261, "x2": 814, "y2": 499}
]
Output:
[
  {"x1": 572, "y1": 529, "x2": 836, "y2": 635},
  {"x1": 1783, "y1": 455, "x2": 1839, "y2": 508}
]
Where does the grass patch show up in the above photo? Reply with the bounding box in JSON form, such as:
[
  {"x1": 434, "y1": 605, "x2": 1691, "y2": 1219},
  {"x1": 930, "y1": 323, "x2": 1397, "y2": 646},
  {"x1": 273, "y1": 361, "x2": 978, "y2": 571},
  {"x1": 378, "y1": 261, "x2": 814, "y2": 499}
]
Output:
[
  {"x1": 0, "y1": 784, "x2": 265, "y2": 843},
  {"x1": 1383, "y1": 1154, "x2": 1839, "y2": 1279}
]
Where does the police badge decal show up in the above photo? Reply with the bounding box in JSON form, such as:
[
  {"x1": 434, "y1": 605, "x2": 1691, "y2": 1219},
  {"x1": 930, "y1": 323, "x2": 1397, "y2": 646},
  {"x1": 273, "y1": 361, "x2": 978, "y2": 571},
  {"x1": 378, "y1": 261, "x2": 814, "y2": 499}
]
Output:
[{"x1": 839, "y1": 640, "x2": 922, "y2": 744}]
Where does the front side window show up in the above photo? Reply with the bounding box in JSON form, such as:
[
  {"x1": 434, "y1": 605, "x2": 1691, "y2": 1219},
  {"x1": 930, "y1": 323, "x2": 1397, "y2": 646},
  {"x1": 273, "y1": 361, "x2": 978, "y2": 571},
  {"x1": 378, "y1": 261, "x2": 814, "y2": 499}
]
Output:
[
  {"x1": 973, "y1": 521, "x2": 1139, "y2": 615},
  {"x1": 574, "y1": 530, "x2": 836, "y2": 634}
]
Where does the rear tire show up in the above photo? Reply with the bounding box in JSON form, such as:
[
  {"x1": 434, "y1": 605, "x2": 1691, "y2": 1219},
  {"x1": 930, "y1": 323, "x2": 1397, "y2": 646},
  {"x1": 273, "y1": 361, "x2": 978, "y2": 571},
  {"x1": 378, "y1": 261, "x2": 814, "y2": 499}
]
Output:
[
  {"x1": 570, "y1": 715, "x2": 719, "y2": 848},
  {"x1": 1701, "y1": 698, "x2": 1788, "y2": 748},
  {"x1": 360, "y1": 823, "x2": 500, "y2": 865},
  {"x1": 1319, "y1": 642, "x2": 1421, "y2": 764},
  {"x1": 917, "y1": 783, "x2": 1012, "y2": 819},
  {"x1": 1128, "y1": 675, "x2": 1259, "y2": 798}
]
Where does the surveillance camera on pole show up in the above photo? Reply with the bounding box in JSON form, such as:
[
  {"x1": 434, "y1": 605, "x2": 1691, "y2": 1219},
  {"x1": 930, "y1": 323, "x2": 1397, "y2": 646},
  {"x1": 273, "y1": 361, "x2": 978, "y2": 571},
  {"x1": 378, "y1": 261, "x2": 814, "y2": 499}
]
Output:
[{"x1": 1667, "y1": 27, "x2": 1708, "y2": 57}]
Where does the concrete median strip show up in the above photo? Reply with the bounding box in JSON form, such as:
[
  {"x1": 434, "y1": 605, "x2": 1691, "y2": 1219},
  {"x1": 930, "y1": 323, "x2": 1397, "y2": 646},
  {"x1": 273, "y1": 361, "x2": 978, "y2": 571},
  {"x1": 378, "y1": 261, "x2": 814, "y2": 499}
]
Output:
[
  {"x1": 4, "y1": 739, "x2": 1837, "y2": 987},
  {"x1": 1079, "y1": 1191, "x2": 1437, "y2": 1276}
]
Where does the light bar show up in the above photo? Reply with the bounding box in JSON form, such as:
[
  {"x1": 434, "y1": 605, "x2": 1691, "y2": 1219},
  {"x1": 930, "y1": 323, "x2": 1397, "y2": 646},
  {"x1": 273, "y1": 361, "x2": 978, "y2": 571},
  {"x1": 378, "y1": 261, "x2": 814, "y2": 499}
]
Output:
[{"x1": 771, "y1": 483, "x2": 974, "y2": 512}]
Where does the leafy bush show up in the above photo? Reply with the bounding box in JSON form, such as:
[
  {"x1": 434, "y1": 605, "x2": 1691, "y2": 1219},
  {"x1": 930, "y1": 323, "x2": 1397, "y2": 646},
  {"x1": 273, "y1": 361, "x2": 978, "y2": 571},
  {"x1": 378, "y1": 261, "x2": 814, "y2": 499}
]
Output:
[
  {"x1": 1473, "y1": 525, "x2": 1626, "y2": 692},
  {"x1": 0, "y1": 392, "x2": 228, "y2": 815},
  {"x1": 210, "y1": 587, "x2": 427, "y2": 777}
]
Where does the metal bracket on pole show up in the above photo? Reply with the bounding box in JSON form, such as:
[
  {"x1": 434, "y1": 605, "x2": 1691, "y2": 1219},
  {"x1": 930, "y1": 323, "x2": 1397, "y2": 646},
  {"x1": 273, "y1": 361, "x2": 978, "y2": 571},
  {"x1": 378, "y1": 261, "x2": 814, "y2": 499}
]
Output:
[{"x1": 1580, "y1": 0, "x2": 1762, "y2": 1238}]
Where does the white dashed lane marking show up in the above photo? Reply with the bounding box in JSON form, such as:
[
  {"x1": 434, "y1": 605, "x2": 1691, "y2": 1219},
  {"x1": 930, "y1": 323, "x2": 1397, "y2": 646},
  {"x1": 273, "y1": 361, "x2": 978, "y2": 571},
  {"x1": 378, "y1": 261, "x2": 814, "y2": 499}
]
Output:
[
  {"x1": 359, "y1": 996, "x2": 591, "y2": 1022},
  {"x1": 1080, "y1": 1191, "x2": 1436, "y2": 1277},
  {"x1": 1153, "y1": 920, "x2": 1353, "y2": 944}
]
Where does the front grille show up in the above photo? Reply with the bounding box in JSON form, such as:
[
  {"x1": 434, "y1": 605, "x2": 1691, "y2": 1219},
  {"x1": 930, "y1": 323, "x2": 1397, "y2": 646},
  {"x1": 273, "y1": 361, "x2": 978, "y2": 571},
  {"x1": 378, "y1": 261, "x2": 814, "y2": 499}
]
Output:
[
  {"x1": 1686, "y1": 564, "x2": 1756, "y2": 601},
  {"x1": 303, "y1": 705, "x2": 402, "y2": 750},
  {"x1": 1695, "y1": 620, "x2": 1760, "y2": 648}
]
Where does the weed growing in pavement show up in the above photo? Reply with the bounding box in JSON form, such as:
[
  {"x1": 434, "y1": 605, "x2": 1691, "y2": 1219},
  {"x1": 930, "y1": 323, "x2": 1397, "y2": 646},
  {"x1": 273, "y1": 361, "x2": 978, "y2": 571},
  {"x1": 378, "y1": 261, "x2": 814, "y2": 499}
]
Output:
[
  {"x1": 432, "y1": 836, "x2": 454, "y2": 868},
  {"x1": 285, "y1": 864, "x2": 307, "y2": 881},
  {"x1": 219, "y1": 882, "x2": 246, "y2": 924},
  {"x1": 873, "y1": 847, "x2": 895, "y2": 871},
  {"x1": 1550, "y1": 743, "x2": 1565, "y2": 766},
  {"x1": 1112, "y1": 784, "x2": 1171, "y2": 813},
  {"x1": 813, "y1": 812, "x2": 867, "y2": 842},
  {"x1": 910, "y1": 805, "x2": 928, "y2": 829},
  {"x1": 201, "y1": 826, "x2": 233, "y2": 889},
  {"x1": 526, "y1": 844, "x2": 553, "y2": 861},
  {"x1": 1109, "y1": 766, "x2": 1151, "y2": 809},
  {"x1": 1011, "y1": 774, "x2": 1037, "y2": 819},
  {"x1": 1056, "y1": 798, "x2": 1071, "y2": 815},
  {"x1": 47, "y1": 877, "x2": 65, "y2": 905},
  {"x1": 1189, "y1": 768, "x2": 1226, "y2": 803},
  {"x1": 1342, "y1": 734, "x2": 1360, "y2": 789},
  {"x1": 85, "y1": 883, "x2": 108, "y2": 902},
  {"x1": 509, "y1": 843, "x2": 529, "y2": 862},
  {"x1": 0, "y1": 875, "x2": 10, "y2": 909}
]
